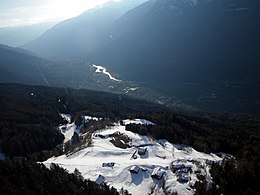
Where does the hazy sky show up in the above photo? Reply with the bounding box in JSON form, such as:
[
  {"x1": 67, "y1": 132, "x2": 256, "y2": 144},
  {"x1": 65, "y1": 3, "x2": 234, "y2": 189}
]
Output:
[{"x1": 0, "y1": 0, "x2": 114, "y2": 27}]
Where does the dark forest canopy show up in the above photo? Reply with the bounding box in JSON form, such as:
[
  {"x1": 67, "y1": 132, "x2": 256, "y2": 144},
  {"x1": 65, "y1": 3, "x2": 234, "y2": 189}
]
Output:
[{"x1": 0, "y1": 160, "x2": 121, "y2": 195}]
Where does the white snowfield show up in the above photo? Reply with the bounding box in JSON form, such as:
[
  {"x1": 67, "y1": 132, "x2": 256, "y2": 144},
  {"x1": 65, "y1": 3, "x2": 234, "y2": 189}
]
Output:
[
  {"x1": 59, "y1": 115, "x2": 102, "y2": 143},
  {"x1": 59, "y1": 114, "x2": 78, "y2": 143},
  {"x1": 45, "y1": 119, "x2": 222, "y2": 195},
  {"x1": 59, "y1": 123, "x2": 78, "y2": 143}
]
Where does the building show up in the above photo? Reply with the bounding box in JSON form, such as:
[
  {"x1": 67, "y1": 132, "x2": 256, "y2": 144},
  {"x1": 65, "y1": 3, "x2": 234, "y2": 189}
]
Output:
[
  {"x1": 172, "y1": 163, "x2": 185, "y2": 171},
  {"x1": 102, "y1": 162, "x2": 115, "y2": 168},
  {"x1": 95, "y1": 175, "x2": 105, "y2": 185},
  {"x1": 130, "y1": 165, "x2": 141, "y2": 174},
  {"x1": 138, "y1": 147, "x2": 147, "y2": 155},
  {"x1": 177, "y1": 170, "x2": 190, "y2": 183},
  {"x1": 151, "y1": 167, "x2": 165, "y2": 180},
  {"x1": 171, "y1": 160, "x2": 192, "y2": 172}
]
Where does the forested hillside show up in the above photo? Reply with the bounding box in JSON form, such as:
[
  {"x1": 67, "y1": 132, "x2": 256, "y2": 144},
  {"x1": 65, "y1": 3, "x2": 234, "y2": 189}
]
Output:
[
  {"x1": 0, "y1": 160, "x2": 120, "y2": 195},
  {"x1": 0, "y1": 83, "x2": 259, "y2": 194},
  {"x1": 0, "y1": 83, "x2": 162, "y2": 159}
]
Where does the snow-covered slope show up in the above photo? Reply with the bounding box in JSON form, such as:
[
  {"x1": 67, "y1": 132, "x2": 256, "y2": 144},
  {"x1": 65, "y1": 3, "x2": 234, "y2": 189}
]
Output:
[
  {"x1": 59, "y1": 114, "x2": 104, "y2": 142},
  {"x1": 45, "y1": 119, "x2": 222, "y2": 195}
]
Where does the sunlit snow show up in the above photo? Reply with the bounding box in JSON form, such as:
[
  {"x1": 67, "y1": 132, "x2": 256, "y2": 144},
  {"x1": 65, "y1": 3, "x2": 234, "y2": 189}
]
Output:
[
  {"x1": 92, "y1": 64, "x2": 121, "y2": 82},
  {"x1": 45, "y1": 119, "x2": 222, "y2": 195},
  {"x1": 123, "y1": 119, "x2": 155, "y2": 126},
  {"x1": 59, "y1": 114, "x2": 103, "y2": 142}
]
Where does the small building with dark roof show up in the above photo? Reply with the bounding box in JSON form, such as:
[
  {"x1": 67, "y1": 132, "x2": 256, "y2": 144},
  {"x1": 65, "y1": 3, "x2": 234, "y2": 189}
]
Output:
[
  {"x1": 177, "y1": 171, "x2": 190, "y2": 183},
  {"x1": 151, "y1": 167, "x2": 165, "y2": 180},
  {"x1": 95, "y1": 175, "x2": 105, "y2": 185},
  {"x1": 138, "y1": 147, "x2": 147, "y2": 155},
  {"x1": 102, "y1": 162, "x2": 115, "y2": 168},
  {"x1": 130, "y1": 165, "x2": 141, "y2": 174},
  {"x1": 171, "y1": 160, "x2": 192, "y2": 172}
]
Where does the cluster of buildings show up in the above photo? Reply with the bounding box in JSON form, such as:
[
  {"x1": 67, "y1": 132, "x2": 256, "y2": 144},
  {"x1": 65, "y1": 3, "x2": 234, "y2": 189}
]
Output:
[
  {"x1": 171, "y1": 159, "x2": 192, "y2": 182},
  {"x1": 129, "y1": 165, "x2": 165, "y2": 180},
  {"x1": 128, "y1": 159, "x2": 193, "y2": 183},
  {"x1": 96, "y1": 145, "x2": 211, "y2": 187}
]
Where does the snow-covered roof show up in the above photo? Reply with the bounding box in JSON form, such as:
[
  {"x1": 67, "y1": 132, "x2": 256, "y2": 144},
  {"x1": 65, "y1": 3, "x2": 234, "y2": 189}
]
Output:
[
  {"x1": 130, "y1": 165, "x2": 140, "y2": 173},
  {"x1": 172, "y1": 160, "x2": 193, "y2": 171},
  {"x1": 95, "y1": 175, "x2": 105, "y2": 185},
  {"x1": 137, "y1": 147, "x2": 147, "y2": 155},
  {"x1": 172, "y1": 163, "x2": 185, "y2": 169},
  {"x1": 151, "y1": 167, "x2": 165, "y2": 179}
]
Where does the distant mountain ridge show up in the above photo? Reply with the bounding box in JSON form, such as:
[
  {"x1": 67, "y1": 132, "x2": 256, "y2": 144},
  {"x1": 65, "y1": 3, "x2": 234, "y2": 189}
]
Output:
[
  {"x1": 93, "y1": 0, "x2": 260, "y2": 82},
  {"x1": 0, "y1": 22, "x2": 57, "y2": 47},
  {"x1": 23, "y1": 0, "x2": 148, "y2": 59},
  {"x1": 23, "y1": 0, "x2": 260, "y2": 82}
]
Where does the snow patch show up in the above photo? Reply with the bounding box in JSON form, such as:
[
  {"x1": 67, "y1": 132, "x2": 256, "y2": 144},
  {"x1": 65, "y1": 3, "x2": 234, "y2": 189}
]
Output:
[
  {"x1": 124, "y1": 87, "x2": 139, "y2": 94},
  {"x1": 59, "y1": 114, "x2": 104, "y2": 143},
  {"x1": 84, "y1": 116, "x2": 103, "y2": 122},
  {"x1": 92, "y1": 64, "x2": 121, "y2": 82},
  {"x1": 123, "y1": 119, "x2": 155, "y2": 126},
  {"x1": 59, "y1": 123, "x2": 77, "y2": 143},
  {"x1": 60, "y1": 113, "x2": 72, "y2": 124}
]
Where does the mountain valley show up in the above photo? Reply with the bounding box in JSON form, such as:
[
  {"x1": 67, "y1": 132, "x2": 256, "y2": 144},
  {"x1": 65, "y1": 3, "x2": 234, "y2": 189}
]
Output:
[{"x1": 0, "y1": 0, "x2": 260, "y2": 194}]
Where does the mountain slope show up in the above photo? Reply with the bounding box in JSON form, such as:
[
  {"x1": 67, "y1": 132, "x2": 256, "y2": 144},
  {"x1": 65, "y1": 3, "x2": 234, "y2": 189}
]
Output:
[
  {"x1": 0, "y1": 160, "x2": 120, "y2": 195},
  {"x1": 24, "y1": 0, "x2": 260, "y2": 82},
  {"x1": 0, "y1": 83, "x2": 162, "y2": 159},
  {"x1": 90, "y1": 0, "x2": 260, "y2": 113},
  {"x1": 0, "y1": 83, "x2": 259, "y2": 194},
  {"x1": 93, "y1": 0, "x2": 260, "y2": 83},
  {"x1": 23, "y1": 0, "x2": 148, "y2": 59},
  {"x1": 0, "y1": 44, "x2": 48, "y2": 85},
  {"x1": 20, "y1": 0, "x2": 260, "y2": 113}
]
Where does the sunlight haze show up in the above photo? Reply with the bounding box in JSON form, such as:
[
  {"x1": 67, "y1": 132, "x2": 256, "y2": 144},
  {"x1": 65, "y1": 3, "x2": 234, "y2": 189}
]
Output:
[{"x1": 0, "y1": 0, "x2": 115, "y2": 27}]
